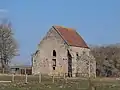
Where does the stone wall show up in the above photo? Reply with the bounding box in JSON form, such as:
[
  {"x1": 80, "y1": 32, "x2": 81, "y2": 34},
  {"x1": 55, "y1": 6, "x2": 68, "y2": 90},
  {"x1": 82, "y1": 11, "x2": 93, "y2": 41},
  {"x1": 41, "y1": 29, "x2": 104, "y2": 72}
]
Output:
[
  {"x1": 69, "y1": 46, "x2": 96, "y2": 77},
  {"x1": 32, "y1": 27, "x2": 96, "y2": 77},
  {"x1": 32, "y1": 27, "x2": 68, "y2": 75}
]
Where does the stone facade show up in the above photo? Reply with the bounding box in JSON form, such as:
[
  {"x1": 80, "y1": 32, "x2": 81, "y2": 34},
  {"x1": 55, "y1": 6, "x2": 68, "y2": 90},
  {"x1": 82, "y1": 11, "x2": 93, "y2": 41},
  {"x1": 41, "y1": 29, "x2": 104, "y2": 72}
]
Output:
[
  {"x1": 68, "y1": 46, "x2": 96, "y2": 77},
  {"x1": 32, "y1": 27, "x2": 68, "y2": 75},
  {"x1": 32, "y1": 26, "x2": 96, "y2": 77}
]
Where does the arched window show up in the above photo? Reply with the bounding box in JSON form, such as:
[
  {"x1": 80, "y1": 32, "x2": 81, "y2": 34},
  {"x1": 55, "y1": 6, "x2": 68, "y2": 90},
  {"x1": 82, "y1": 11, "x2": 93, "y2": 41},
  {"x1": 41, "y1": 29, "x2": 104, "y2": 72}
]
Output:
[{"x1": 53, "y1": 50, "x2": 56, "y2": 57}]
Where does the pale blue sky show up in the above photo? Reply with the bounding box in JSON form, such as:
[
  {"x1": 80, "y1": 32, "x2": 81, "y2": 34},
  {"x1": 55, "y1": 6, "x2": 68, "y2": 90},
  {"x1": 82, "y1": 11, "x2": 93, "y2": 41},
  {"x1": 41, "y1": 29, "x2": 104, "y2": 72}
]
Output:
[{"x1": 0, "y1": 0, "x2": 120, "y2": 65}]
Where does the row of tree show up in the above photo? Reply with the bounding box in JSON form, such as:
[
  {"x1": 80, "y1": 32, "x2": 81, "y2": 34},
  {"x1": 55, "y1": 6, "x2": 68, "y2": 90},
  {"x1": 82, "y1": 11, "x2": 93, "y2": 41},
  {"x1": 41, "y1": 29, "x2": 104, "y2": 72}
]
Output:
[{"x1": 91, "y1": 44, "x2": 120, "y2": 77}]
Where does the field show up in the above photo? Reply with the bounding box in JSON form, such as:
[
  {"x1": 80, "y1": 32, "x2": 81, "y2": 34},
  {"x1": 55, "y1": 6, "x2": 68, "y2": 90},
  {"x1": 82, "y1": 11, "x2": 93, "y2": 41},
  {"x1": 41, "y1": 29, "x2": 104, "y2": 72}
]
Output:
[{"x1": 0, "y1": 75, "x2": 120, "y2": 90}]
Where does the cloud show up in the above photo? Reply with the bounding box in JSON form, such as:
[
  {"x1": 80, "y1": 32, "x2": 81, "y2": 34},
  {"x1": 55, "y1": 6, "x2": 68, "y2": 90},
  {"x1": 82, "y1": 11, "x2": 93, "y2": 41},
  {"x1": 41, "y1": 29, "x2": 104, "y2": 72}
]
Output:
[
  {"x1": 0, "y1": 9, "x2": 9, "y2": 19},
  {"x1": 0, "y1": 9, "x2": 8, "y2": 13}
]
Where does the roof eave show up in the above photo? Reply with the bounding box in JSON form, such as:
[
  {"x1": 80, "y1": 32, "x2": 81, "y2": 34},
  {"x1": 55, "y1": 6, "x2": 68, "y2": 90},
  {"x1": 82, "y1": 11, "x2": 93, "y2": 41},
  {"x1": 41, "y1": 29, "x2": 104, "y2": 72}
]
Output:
[{"x1": 69, "y1": 45, "x2": 89, "y2": 49}]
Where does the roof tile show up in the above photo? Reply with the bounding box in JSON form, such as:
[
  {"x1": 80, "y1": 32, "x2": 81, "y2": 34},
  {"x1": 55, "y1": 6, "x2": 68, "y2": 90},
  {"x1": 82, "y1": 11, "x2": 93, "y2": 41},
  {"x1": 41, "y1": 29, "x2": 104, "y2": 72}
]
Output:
[{"x1": 54, "y1": 26, "x2": 89, "y2": 48}]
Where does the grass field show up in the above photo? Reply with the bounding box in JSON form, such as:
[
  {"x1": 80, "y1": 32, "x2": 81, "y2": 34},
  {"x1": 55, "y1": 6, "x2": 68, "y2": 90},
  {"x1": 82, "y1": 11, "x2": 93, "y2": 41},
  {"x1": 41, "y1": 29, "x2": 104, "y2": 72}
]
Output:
[{"x1": 0, "y1": 75, "x2": 120, "y2": 90}]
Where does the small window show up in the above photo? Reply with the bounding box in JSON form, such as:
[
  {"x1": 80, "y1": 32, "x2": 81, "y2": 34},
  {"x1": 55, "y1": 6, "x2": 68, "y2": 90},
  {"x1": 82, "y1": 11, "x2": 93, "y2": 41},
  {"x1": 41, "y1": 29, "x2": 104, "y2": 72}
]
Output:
[
  {"x1": 34, "y1": 59, "x2": 36, "y2": 62},
  {"x1": 53, "y1": 67, "x2": 55, "y2": 70},
  {"x1": 52, "y1": 59, "x2": 56, "y2": 67},
  {"x1": 76, "y1": 52, "x2": 79, "y2": 56},
  {"x1": 52, "y1": 59, "x2": 56, "y2": 70},
  {"x1": 53, "y1": 50, "x2": 56, "y2": 57},
  {"x1": 76, "y1": 52, "x2": 79, "y2": 61},
  {"x1": 105, "y1": 57, "x2": 108, "y2": 60}
]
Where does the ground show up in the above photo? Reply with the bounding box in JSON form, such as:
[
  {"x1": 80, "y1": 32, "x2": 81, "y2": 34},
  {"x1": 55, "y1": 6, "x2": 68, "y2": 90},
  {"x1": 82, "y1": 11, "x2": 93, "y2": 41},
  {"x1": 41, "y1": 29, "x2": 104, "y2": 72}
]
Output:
[{"x1": 0, "y1": 75, "x2": 120, "y2": 90}]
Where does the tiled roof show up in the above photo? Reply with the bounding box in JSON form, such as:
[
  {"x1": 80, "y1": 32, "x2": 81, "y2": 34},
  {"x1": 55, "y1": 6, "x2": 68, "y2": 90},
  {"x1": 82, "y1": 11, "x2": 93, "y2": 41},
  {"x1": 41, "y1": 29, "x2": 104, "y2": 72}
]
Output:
[{"x1": 53, "y1": 26, "x2": 89, "y2": 48}]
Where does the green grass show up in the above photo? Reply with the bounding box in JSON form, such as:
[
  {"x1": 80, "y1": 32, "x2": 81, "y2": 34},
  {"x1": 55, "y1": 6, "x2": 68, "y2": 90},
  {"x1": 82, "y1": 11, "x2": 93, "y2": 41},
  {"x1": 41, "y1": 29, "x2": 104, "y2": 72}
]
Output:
[{"x1": 0, "y1": 75, "x2": 120, "y2": 90}]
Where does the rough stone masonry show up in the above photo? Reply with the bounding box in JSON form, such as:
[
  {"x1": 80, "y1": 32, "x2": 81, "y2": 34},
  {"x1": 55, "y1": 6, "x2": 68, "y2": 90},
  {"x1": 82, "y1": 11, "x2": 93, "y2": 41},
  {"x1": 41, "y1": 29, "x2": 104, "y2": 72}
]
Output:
[{"x1": 32, "y1": 26, "x2": 96, "y2": 77}]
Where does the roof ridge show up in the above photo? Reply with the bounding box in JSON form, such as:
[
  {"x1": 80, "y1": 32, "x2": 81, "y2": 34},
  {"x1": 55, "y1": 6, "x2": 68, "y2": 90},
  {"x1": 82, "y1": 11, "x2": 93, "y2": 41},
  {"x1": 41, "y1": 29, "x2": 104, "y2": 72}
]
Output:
[{"x1": 53, "y1": 25, "x2": 75, "y2": 31}]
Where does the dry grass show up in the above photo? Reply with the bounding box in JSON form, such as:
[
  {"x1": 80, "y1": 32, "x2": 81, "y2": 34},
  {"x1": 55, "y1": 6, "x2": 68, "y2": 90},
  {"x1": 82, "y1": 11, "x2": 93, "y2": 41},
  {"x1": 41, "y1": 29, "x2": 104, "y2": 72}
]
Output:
[{"x1": 0, "y1": 75, "x2": 119, "y2": 90}]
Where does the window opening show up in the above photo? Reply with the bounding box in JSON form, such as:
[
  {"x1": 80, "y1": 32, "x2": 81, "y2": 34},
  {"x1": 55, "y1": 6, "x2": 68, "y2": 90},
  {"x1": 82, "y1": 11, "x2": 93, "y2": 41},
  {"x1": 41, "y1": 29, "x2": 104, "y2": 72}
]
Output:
[
  {"x1": 53, "y1": 50, "x2": 56, "y2": 57},
  {"x1": 52, "y1": 59, "x2": 56, "y2": 70}
]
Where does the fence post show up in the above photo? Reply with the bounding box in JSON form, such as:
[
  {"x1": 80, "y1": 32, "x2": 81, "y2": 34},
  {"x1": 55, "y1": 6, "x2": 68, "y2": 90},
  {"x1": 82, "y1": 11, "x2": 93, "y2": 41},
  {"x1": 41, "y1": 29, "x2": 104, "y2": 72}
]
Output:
[
  {"x1": 88, "y1": 77, "x2": 96, "y2": 90},
  {"x1": 64, "y1": 73, "x2": 67, "y2": 83},
  {"x1": 25, "y1": 74, "x2": 28, "y2": 83},
  {"x1": 65, "y1": 76, "x2": 67, "y2": 83},
  {"x1": 25, "y1": 68, "x2": 26, "y2": 75},
  {"x1": 91, "y1": 86, "x2": 96, "y2": 90},
  {"x1": 39, "y1": 73, "x2": 41, "y2": 83},
  {"x1": 2, "y1": 68, "x2": 4, "y2": 74},
  {"x1": 12, "y1": 74, "x2": 15, "y2": 82},
  {"x1": 52, "y1": 74, "x2": 54, "y2": 83}
]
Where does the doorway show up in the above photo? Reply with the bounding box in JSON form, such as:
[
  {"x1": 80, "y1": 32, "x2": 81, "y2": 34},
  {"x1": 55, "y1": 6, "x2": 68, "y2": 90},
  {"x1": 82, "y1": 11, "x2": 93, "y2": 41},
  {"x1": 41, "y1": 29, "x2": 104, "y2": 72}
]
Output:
[
  {"x1": 67, "y1": 50, "x2": 72, "y2": 77},
  {"x1": 52, "y1": 50, "x2": 56, "y2": 70}
]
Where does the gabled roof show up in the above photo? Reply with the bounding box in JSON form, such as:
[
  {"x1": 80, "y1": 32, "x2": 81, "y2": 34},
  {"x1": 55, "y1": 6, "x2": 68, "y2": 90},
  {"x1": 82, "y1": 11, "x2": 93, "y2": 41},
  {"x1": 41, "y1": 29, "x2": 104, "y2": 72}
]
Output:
[{"x1": 53, "y1": 25, "x2": 89, "y2": 48}]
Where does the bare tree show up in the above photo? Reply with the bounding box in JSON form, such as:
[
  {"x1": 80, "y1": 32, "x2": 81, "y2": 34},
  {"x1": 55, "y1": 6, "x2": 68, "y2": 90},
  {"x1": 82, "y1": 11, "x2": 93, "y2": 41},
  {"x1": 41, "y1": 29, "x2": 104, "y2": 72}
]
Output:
[
  {"x1": 0, "y1": 20, "x2": 18, "y2": 72},
  {"x1": 91, "y1": 45, "x2": 120, "y2": 77}
]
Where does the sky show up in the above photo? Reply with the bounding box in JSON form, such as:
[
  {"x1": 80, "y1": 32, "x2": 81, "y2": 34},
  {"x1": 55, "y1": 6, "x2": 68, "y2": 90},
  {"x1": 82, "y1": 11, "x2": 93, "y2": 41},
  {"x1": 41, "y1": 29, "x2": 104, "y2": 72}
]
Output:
[{"x1": 0, "y1": 0, "x2": 120, "y2": 65}]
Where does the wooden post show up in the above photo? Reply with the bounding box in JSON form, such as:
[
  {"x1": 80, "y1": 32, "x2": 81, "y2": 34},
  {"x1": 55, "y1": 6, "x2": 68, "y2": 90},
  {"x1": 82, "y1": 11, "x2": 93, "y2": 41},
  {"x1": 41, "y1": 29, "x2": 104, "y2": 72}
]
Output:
[
  {"x1": 63, "y1": 73, "x2": 67, "y2": 83},
  {"x1": 25, "y1": 68, "x2": 26, "y2": 75},
  {"x1": 39, "y1": 73, "x2": 41, "y2": 83},
  {"x1": 12, "y1": 74, "x2": 14, "y2": 82},
  {"x1": 25, "y1": 74, "x2": 28, "y2": 83},
  {"x1": 65, "y1": 77, "x2": 67, "y2": 83},
  {"x1": 88, "y1": 77, "x2": 96, "y2": 90},
  {"x1": 91, "y1": 86, "x2": 96, "y2": 90},
  {"x1": 52, "y1": 74, "x2": 54, "y2": 83},
  {"x1": 2, "y1": 68, "x2": 4, "y2": 74}
]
